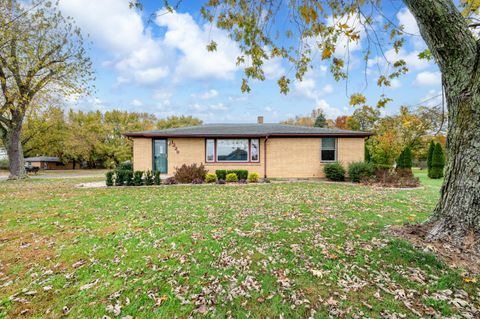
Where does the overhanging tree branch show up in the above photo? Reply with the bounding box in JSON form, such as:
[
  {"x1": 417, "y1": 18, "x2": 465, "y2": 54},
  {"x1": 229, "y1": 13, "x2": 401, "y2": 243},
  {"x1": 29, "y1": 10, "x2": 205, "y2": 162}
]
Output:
[{"x1": 404, "y1": 0, "x2": 477, "y2": 91}]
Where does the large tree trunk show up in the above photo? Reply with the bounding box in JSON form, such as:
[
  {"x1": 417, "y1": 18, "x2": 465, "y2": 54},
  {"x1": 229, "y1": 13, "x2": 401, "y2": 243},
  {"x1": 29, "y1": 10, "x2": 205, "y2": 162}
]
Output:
[
  {"x1": 4, "y1": 123, "x2": 27, "y2": 179},
  {"x1": 404, "y1": 0, "x2": 480, "y2": 249},
  {"x1": 427, "y1": 82, "x2": 480, "y2": 248}
]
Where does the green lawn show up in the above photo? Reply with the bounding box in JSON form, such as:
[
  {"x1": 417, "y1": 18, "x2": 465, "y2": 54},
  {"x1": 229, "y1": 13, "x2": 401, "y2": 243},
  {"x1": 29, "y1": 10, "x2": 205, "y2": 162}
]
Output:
[{"x1": 0, "y1": 171, "x2": 478, "y2": 318}]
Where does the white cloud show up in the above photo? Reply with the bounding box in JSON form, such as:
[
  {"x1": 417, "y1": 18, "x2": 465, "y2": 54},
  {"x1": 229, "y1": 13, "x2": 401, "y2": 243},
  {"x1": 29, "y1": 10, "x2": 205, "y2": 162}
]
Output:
[
  {"x1": 368, "y1": 47, "x2": 431, "y2": 76},
  {"x1": 134, "y1": 67, "x2": 169, "y2": 84},
  {"x1": 153, "y1": 89, "x2": 173, "y2": 101},
  {"x1": 60, "y1": 0, "x2": 168, "y2": 86},
  {"x1": 156, "y1": 9, "x2": 240, "y2": 81},
  {"x1": 194, "y1": 89, "x2": 219, "y2": 100},
  {"x1": 262, "y1": 57, "x2": 285, "y2": 80},
  {"x1": 209, "y1": 103, "x2": 228, "y2": 110},
  {"x1": 397, "y1": 8, "x2": 419, "y2": 35},
  {"x1": 294, "y1": 74, "x2": 333, "y2": 100},
  {"x1": 328, "y1": 14, "x2": 365, "y2": 56},
  {"x1": 314, "y1": 99, "x2": 342, "y2": 118},
  {"x1": 190, "y1": 102, "x2": 228, "y2": 112},
  {"x1": 414, "y1": 71, "x2": 441, "y2": 86},
  {"x1": 60, "y1": 1, "x2": 241, "y2": 86},
  {"x1": 322, "y1": 84, "x2": 333, "y2": 94},
  {"x1": 389, "y1": 79, "x2": 402, "y2": 89},
  {"x1": 130, "y1": 99, "x2": 143, "y2": 107},
  {"x1": 419, "y1": 89, "x2": 443, "y2": 107}
]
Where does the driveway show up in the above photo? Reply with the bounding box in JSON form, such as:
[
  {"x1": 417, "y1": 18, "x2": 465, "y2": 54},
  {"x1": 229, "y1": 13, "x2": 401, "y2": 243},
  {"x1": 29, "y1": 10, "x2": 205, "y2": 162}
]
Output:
[{"x1": 0, "y1": 169, "x2": 107, "y2": 181}]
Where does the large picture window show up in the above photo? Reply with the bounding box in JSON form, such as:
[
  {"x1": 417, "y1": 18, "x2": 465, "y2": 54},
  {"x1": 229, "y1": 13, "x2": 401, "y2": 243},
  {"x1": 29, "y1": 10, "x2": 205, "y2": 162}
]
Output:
[
  {"x1": 217, "y1": 139, "x2": 249, "y2": 161},
  {"x1": 205, "y1": 139, "x2": 260, "y2": 163},
  {"x1": 321, "y1": 138, "x2": 336, "y2": 162}
]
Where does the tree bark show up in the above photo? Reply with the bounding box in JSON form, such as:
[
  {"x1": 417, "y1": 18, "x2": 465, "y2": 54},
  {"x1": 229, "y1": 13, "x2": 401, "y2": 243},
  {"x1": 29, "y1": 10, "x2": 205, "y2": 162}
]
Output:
[
  {"x1": 3, "y1": 122, "x2": 26, "y2": 179},
  {"x1": 404, "y1": 0, "x2": 480, "y2": 249}
]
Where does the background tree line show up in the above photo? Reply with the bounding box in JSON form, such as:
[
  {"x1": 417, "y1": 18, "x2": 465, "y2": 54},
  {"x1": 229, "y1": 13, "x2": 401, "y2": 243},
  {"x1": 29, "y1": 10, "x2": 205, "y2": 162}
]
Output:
[{"x1": 15, "y1": 107, "x2": 201, "y2": 168}]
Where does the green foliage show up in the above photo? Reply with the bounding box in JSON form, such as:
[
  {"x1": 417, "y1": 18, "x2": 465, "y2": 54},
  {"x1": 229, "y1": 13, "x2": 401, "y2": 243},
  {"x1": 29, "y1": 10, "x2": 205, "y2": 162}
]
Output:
[
  {"x1": 427, "y1": 140, "x2": 435, "y2": 170},
  {"x1": 396, "y1": 147, "x2": 413, "y2": 169},
  {"x1": 226, "y1": 173, "x2": 238, "y2": 182},
  {"x1": 204, "y1": 173, "x2": 218, "y2": 183},
  {"x1": 247, "y1": 172, "x2": 260, "y2": 183},
  {"x1": 20, "y1": 107, "x2": 201, "y2": 169},
  {"x1": 145, "y1": 170, "x2": 154, "y2": 186},
  {"x1": 215, "y1": 170, "x2": 227, "y2": 180},
  {"x1": 0, "y1": 0, "x2": 93, "y2": 178},
  {"x1": 133, "y1": 171, "x2": 144, "y2": 186},
  {"x1": 429, "y1": 143, "x2": 445, "y2": 179},
  {"x1": 157, "y1": 115, "x2": 202, "y2": 129},
  {"x1": 124, "y1": 170, "x2": 134, "y2": 186},
  {"x1": 154, "y1": 171, "x2": 161, "y2": 185},
  {"x1": 313, "y1": 113, "x2": 327, "y2": 128},
  {"x1": 323, "y1": 162, "x2": 345, "y2": 181},
  {"x1": 348, "y1": 161, "x2": 375, "y2": 183},
  {"x1": 174, "y1": 163, "x2": 207, "y2": 183},
  {"x1": 365, "y1": 144, "x2": 371, "y2": 162},
  {"x1": 0, "y1": 159, "x2": 8, "y2": 170},
  {"x1": 105, "y1": 171, "x2": 114, "y2": 187},
  {"x1": 227, "y1": 170, "x2": 248, "y2": 180},
  {"x1": 117, "y1": 161, "x2": 133, "y2": 171},
  {"x1": 114, "y1": 170, "x2": 126, "y2": 186}
]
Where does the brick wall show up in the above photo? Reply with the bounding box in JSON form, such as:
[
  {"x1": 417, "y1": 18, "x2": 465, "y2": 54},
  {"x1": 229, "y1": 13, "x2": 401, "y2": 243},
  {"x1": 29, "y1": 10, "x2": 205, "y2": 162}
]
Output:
[
  {"x1": 132, "y1": 136, "x2": 365, "y2": 178},
  {"x1": 133, "y1": 138, "x2": 152, "y2": 171}
]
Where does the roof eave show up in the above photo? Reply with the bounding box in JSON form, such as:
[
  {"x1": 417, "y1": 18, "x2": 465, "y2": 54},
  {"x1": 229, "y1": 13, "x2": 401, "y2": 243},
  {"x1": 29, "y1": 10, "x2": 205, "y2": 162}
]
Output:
[{"x1": 124, "y1": 132, "x2": 374, "y2": 138}]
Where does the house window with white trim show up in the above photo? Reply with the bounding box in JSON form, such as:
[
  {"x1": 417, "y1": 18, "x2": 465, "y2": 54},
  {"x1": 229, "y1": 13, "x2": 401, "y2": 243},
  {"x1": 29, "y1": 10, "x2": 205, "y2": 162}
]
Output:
[
  {"x1": 205, "y1": 138, "x2": 260, "y2": 163},
  {"x1": 321, "y1": 138, "x2": 336, "y2": 162}
]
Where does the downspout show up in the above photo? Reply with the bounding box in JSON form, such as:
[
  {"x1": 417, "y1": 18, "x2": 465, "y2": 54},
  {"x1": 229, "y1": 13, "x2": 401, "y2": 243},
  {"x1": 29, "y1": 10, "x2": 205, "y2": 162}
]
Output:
[{"x1": 264, "y1": 135, "x2": 269, "y2": 178}]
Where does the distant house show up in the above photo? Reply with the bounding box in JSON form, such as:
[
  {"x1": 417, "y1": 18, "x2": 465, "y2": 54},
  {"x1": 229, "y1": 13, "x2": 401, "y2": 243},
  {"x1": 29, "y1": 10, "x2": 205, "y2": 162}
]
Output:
[
  {"x1": 24, "y1": 156, "x2": 75, "y2": 170},
  {"x1": 0, "y1": 148, "x2": 6, "y2": 160},
  {"x1": 125, "y1": 117, "x2": 373, "y2": 178}
]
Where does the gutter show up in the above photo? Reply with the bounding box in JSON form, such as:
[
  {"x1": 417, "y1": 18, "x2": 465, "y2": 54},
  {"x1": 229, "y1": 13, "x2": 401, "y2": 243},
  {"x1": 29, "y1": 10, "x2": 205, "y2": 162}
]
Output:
[
  {"x1": 124, "y1": 132, "x2": 374, "y2": 138},
  {"x1": 264, "y1": 135, "x2": 269, "y2": 178}
]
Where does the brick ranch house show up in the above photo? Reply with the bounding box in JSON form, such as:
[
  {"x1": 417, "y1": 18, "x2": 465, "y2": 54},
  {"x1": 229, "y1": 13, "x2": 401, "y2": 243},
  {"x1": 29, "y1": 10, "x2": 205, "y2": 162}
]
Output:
[{"x1": 125, "y1": 119, "x2": 373, "y2": 179}]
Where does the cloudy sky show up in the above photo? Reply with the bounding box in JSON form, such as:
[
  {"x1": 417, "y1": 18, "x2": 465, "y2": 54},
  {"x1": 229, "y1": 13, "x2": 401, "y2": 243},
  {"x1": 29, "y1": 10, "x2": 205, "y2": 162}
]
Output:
[{"x1": 58, "y1": 0, "x2": 442, "y2": 123}]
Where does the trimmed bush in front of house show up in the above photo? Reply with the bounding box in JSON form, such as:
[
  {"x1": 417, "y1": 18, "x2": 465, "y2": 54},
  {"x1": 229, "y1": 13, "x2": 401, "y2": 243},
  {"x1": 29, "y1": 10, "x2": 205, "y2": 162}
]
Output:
[
  {"x1": 133, "y1": 171, "x2": 144, "y2": 186},
  {"x1": 105, "y1": 165, "x2": 265, "y2": 186},
  {"x1": 348, "y1": 161, "x2": 375, "y2": 183},
  {"x1": 226, "y1": 173, "x2": 238, "y2": 182},
  {"x1": 174, "y1": 163, "x2": 207, "y2": 183},
  {"x1": 106, "y1": 171, "x2": 114, "y2": 186},
  {"x1": 205, "y1": 173, "x2": 217, "y2": 183},
  {"x1": 227, "y1": 170, "x2": 248, "y2": 180},
  {"x1": 144, "y1": 170, "x2": 154, "y2": 185},
  {"x1": 324, "y1": 162, "x2": 345, "y2": 181},
  {"x1": 154, "y1": 171, "x2": 161, "y2": 185},
  {"x1": 247, "y1": 172, "x2": 260, "y2": 183},
  {"x1": 215, "y1": 170, "x2": 227, "y2": 180},
  {"x1": 124, "y1": 170, "x2": 134, "y2": 186}
]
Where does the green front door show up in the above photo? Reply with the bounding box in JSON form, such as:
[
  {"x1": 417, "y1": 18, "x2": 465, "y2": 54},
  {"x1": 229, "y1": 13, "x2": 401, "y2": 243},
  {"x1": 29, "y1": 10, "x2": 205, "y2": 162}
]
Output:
[{"x1": 153, "y1": 139, "x2": 168, "y2": 173}]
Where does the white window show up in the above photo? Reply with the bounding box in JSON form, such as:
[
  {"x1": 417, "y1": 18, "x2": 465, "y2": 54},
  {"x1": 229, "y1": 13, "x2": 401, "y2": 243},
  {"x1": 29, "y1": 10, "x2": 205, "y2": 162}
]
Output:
[
  {"x1": 206, "y1": 139, "x2": 215, "y2": 162},
  {"x1": 250, "y1": 139, "x2": 259, "y2": 162},
  {"x1": 217, "y1": 139, "x2": 249, "y2": 162},
  {"x1": 321, "y1": 138, "x2": 336, "y2": 161},
  {"x1": 205, "y1": 138, "x2": 259, "y2": 163}
]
